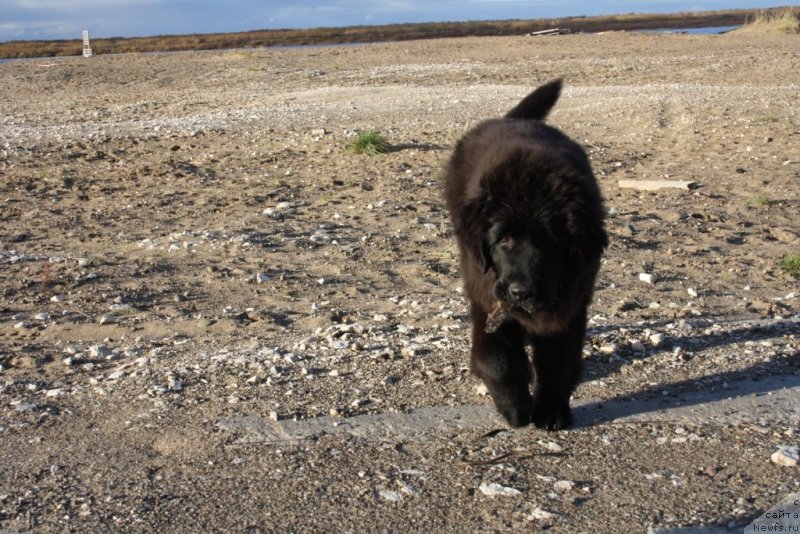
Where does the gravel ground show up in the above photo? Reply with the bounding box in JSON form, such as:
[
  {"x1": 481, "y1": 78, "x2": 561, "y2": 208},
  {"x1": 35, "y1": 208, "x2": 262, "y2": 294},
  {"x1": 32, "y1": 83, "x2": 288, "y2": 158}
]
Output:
[{"x1": 0, "y1": 30, "x2": 799, "y2": 532}]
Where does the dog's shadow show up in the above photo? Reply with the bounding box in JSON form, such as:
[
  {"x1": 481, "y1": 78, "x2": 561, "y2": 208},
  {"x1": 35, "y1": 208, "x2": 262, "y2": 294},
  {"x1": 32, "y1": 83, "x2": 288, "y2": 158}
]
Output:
[
  {"x1": 573, "y1": 366, "x2": 800, "y2": 428},
  {"x1": 573, "y1": 317, "x2": 800, "y2": 427},
  {"x1": 585, "y1": 317, "x2": 797, "y2": 380}
]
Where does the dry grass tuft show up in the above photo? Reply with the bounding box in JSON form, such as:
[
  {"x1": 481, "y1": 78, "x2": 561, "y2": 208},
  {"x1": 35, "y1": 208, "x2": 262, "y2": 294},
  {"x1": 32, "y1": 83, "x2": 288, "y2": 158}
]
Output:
[{"x1": 737, "y1": 7, "x2": 799, "y2": 34}]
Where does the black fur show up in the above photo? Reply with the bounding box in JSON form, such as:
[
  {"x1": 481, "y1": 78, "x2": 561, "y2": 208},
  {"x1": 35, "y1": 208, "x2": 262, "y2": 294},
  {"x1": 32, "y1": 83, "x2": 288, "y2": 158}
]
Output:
[{"x1": 443, "y1": 79, "x2": 607, "y2": 430}]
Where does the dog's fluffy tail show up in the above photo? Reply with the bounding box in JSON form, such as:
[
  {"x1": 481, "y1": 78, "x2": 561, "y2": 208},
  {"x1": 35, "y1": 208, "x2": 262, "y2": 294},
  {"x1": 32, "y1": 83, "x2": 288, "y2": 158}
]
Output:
[{"x1": 505, "y1": 78, "x2": 563, "y2": 121}]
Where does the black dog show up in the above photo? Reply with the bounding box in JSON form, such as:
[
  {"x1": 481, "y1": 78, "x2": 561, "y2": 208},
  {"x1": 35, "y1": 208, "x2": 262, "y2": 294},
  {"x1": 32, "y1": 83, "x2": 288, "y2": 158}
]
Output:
[{"x1": 443, "y1": 79, "x2": 607, "y2": 430}]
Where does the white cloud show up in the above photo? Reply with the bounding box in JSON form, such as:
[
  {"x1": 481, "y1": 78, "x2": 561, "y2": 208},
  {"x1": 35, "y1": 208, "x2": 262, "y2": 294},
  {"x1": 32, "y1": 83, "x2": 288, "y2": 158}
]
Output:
[
  {"x1": 0, "y1": 22, "x2": 23, "y2": 33},
  {"x1": 0, "y1": 19, "x2": 76, "y2": 40}
]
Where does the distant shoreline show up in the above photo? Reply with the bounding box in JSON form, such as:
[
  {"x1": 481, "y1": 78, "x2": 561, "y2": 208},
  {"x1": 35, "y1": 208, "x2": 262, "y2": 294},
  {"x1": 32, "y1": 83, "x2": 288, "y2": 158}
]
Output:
[{"x1": 0, "y1": 7, "x2": 784, "y2": 59}]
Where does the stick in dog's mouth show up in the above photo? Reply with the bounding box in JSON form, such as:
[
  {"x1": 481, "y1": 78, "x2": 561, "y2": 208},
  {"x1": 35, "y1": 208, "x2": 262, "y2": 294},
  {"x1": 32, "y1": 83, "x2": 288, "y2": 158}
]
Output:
[
  {"x1": 484, "y1": 301, "x2": 511, "y2": 333},
  {"x1": 484, "y1": 299, "x2": 540, "y2": 333}
]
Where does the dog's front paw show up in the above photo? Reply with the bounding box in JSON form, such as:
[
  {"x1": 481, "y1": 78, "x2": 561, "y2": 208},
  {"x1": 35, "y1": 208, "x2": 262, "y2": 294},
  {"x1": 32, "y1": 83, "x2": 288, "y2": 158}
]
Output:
[
  {"x1": 486, "y1": 385, "x2": 533, "y2": 428},
  {"x1": 532, "y1": 395, "x2": 572, "y2": 431},
  {"x1": 495, "y1": 396, "x2": 533, "y2": 428}
]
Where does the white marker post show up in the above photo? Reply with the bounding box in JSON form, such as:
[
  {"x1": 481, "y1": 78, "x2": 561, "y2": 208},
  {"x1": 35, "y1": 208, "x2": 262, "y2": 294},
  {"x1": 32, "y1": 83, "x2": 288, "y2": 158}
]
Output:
[{"x1": 82, "y1": 30, "x2": 93, "y2": 58}]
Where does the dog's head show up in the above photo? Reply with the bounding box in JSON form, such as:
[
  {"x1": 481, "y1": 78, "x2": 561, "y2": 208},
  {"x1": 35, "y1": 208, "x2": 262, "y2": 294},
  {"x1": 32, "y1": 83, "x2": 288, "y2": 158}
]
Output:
[
  {"x1": 482, "y1": 220, "x2": 561, "y2": 313},
  {"x1": 457, "y1": 162, "x2": 607, "y2": 316}
]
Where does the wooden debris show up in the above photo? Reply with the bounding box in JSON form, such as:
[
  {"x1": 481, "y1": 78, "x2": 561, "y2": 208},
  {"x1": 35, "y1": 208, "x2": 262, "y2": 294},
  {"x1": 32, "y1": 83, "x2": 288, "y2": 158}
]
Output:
[
  {"x1": 529, "y1": 28, "x2": 571, "y2": 36},
  {"x1": 618, "y1": 179, "x2": 697, "y2": 191}
]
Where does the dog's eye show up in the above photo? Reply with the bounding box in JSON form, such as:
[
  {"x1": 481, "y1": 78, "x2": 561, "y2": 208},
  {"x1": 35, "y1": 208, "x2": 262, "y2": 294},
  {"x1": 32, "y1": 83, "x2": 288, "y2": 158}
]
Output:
[{"x1": 498, "y1": 235, "x2": 514, "y2": 249}]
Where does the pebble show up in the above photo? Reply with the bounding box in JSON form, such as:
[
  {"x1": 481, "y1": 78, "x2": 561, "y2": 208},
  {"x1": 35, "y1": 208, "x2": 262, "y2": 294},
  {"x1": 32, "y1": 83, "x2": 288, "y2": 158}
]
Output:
[
  {"x1": 89, "y1": 344, "x2": 113, "y2": 359},
  {"x1": 479, "y1": 482, "x2": 522, "y2": 497},
  {"x1": 378, "y1": 489, "x2": 403, "y2": 502},
  {"x1": 672, "y1": 347, "x2": 691, "y2": 361},
  {"x1": 649, "y1": 333, "x2": 664, "y2": 347},
  {"x1": 256, "y1": 272, "x2": 271, "y2": 283},
  {"x1": 770, "y1": 445, "x2": 799, "y2": 467},
  {"x1": 630, "y1": 340, "x2": 646, "y2": 352},
  {"x1": 401, "y1": 343, "x2": 427, "y2": 358},
  {"x1": 398, "y1": 481, "x2": 417, "y2": 496},
  {"x1": 98, "y1": 314, "x2": 116, "y2": 325},
  {"x1": 167, "y1": 375, "x2": 183, "y2": 392},
  {"x1": 553, "y1": 480, "x2": 574, "y2": 493},
  {"x1": 45, "y1": 388, "x2": 63, "y2": 397},
  {"x1": 638, "y1": 273, "x2": 655, "y2": 284},
  {"x1": 598, "y1": 344, "x2": 617, "y2": 354},
  {"x1": 328, "y1": 339, "x2": 348, "y2": 350},
  {"x1": 263, "y1": 208, "x2": 283, "y2": 219},
  {"x1": 687, "y1": 287, "x2": 698, "y2": 297},
  {"x1": 528, "y1": 507, "x2": 556, "y2": 520},
  {"x1": 539, "y1": 440, "x2": 564, "y2": 453}
]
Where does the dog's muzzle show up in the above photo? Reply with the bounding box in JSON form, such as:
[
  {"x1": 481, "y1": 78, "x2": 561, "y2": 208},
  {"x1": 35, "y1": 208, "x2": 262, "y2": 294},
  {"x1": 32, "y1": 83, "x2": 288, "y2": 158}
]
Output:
[{"x1": 496, "y1": 281, "x2": 558, "y2": 315}]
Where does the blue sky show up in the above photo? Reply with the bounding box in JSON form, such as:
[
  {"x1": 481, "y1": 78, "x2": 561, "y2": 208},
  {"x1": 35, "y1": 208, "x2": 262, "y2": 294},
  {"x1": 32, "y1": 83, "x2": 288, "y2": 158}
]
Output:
[{"x1": 1, "y1": 0, "x2": 792, "y2": 42}]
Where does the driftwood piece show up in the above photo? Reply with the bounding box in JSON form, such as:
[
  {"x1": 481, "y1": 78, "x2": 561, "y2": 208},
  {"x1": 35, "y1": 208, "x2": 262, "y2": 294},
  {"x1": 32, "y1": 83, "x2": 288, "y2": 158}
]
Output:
[{"x1": 618, "y1": 179, "x2": 697, "y2": 191}]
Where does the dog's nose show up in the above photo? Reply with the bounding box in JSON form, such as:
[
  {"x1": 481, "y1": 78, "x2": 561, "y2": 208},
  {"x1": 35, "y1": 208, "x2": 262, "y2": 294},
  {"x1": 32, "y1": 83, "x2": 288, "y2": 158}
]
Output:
[{"x1": 508, "y1": 283, "x2": 533, "y2": 301}]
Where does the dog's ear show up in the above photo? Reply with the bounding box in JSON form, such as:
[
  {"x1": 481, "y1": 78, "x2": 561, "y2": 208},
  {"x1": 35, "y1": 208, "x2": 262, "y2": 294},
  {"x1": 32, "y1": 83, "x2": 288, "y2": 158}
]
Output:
[
  {"x1": 457, "y1": 195, "x2": 494, "y2": 273},
  {"x1": 479, "y1": 233, "x2": 493, "y2": 274},
  {"x1": 506, "y1": 78, "x2": 562, "y2": 121},
  {"x1": 566, "y1": 203, "x2": 608, "y2": 263}
]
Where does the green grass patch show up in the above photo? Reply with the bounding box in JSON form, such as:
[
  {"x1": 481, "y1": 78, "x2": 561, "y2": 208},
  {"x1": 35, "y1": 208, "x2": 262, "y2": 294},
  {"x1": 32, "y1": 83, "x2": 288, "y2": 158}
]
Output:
[
  {"x1": 755, "y1": 116, "x2": 779, "y2": 124},
  {"x1": 779, "y1": 254, "x2": 800, "y2": 278},
  {"x1": 751, "y1": 194, "x2": 776, "y2": 207},
  {"x1": 347, "y1": 131, "x2": 392, "y2": 156}
]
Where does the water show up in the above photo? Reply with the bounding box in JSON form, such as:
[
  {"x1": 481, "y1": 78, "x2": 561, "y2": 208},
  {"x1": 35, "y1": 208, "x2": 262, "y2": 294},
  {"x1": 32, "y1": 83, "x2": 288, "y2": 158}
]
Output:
[
  {"x1": 1, "y1": 25, "x2": 742, "y2": 62},
  {"x1": 634, "y1": 25, "x2": 740, "y2": 34}
]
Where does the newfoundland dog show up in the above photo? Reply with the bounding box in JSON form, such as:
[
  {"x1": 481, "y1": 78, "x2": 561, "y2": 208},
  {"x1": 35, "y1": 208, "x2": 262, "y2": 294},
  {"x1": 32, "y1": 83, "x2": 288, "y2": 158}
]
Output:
[{"x1": 443, "y1": 79, "x2": 607, "y2": 430}]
